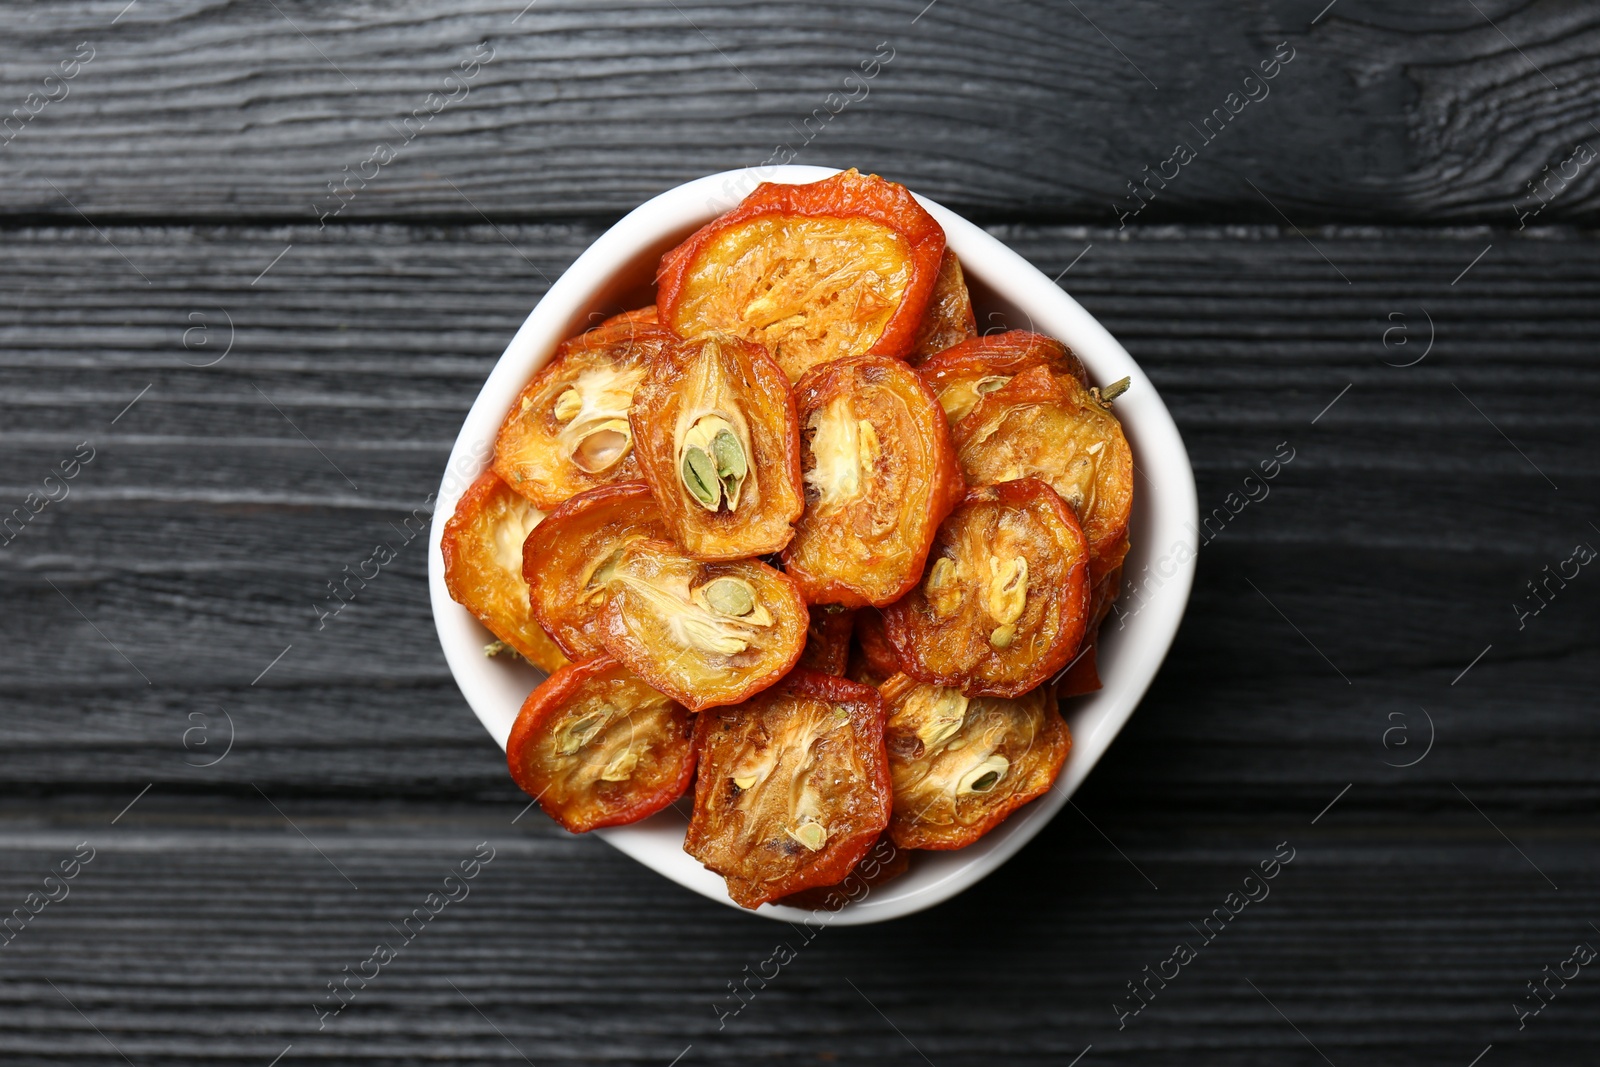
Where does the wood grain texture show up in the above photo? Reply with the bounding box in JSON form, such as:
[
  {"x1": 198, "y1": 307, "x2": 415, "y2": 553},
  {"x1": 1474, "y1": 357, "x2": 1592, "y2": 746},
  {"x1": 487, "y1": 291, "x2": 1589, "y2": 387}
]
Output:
[
  {"x1": 3, "y1": 0, "x2": 1600, "y2": 223},
  {"x1": 0, "y1": 795, "x2": 1592, "y2": 1065},
  {"x1": 4, "y1": 5, "x2": 1600, "y2": 1058}
]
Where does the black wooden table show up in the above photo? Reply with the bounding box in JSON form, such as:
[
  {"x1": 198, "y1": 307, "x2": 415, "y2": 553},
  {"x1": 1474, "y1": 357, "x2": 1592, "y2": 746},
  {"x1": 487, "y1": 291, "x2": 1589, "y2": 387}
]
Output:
[{"x1": 3, "y1": 2, "x2": 1597, "y2": 1064}]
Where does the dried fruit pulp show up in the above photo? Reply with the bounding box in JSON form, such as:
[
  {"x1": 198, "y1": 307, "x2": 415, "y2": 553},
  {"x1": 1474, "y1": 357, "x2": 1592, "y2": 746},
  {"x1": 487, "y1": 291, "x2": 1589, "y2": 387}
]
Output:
[{"x1": 507, "y1": 656, "x2": 695, "y2": 833}]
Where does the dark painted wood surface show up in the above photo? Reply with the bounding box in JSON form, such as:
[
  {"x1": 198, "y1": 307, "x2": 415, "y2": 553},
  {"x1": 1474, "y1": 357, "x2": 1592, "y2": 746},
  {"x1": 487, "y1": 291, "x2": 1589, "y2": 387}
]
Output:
[
  {"x1": 4, "y1": 0, "x2": 1600, "y2": 224},
  {"x1": 2, "y1": 1, "x2": 1597, "y2": 1064}
]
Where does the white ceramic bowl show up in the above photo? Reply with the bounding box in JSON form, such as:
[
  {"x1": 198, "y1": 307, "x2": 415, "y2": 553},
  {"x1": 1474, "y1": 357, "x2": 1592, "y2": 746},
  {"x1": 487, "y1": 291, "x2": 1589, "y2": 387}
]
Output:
[{"x1": 429, "y1": 166, "x2": 1197, "y2": 924}]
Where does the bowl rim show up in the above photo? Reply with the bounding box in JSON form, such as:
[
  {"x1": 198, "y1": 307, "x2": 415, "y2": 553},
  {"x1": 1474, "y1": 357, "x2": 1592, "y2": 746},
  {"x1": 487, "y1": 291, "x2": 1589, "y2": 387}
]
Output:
[{"x1": 428, "y1": 165, "x2": 1198, "y2": 925}]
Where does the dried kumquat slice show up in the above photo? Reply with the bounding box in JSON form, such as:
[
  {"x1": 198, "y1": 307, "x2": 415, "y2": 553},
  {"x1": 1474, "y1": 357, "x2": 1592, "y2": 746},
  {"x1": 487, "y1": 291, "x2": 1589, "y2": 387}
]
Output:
[
  {"x1": 951, "y1": 364, "x2": 1133, "y2": 584},
  {"x1": 777, "y1": 832, "x2": 909, "y2": 910},
  {"x1": 798, "y1": 606, "x2": 856, "y2": 676},
  {"x1": 1056, "y1": 563, "x2": 1123, "y2": 699},
  {"x1": 506, "y1": 655, "x2": 695, "y2": 833},
  {"x1": 657, "y1": 169, "x2": 946, "y2": 382},
  {"x1": 685, "y1": 670, "x2": 891, "y2": 908},
  {"x1": 521, "y1": 482, "x2": 669, "y2": 660},
  {"x1": 784, "y1": 354, "x2": 964, "y2": 607},
  {"x1": 907, "y1": 250, "x2": 976, "y2": 365},
  {"x1": 629, "y1": 332, "x2": 804, "y2": 560},
  {"x1": 883, "y1": 479, "x2": 1091, "y2": 698},
  {"x1": 598, "y1": 538, "x2": 807, "y2": 711},
  {"x1": 1053, "y1": 641, "x2": 1102, "y2": 699},
  {"x1": 918, "y1": 329, "x2": 1087, "y2": 425},
  {"x1": 441, "y1": 470, "x2": 570, "y2": 674},
  {"x1": 845, "y1": 607, "x2": 901, "y2": 688},
  {"x1": 493, "y1": 315, "x2": 673, "y2": 508},
  {"x1": 879, "y1": 672, "x2": 1070, "y2": 850}
]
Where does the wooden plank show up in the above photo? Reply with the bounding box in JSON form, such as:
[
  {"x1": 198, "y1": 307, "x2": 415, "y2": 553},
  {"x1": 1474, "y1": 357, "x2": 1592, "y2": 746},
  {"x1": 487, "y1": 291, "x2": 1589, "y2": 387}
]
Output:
[
  {"x1": 2, "y1": 1, "x2": 1598, "y2": 222},
  {"x1": 0, "y1": 795, "x2": 1591, "y2": 1063},
  {"x1": 0, "y1": 222, "x2": 1595, "y2": 812}
]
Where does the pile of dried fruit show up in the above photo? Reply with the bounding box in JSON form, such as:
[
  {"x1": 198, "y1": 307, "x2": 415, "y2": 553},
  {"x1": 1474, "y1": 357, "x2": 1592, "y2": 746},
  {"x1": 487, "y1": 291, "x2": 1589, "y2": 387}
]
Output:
[{"x1": 443, "y1": 170, "x2": 1133, "y2": 910}]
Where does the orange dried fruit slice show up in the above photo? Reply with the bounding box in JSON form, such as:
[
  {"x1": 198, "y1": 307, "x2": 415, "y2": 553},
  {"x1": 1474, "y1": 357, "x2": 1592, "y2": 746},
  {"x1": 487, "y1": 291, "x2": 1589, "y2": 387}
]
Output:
[
  {"x1": 951, "y1": 363, "x2": 1133, "y2": 583},
  {"x1": 777, "y1": 832, "x2": 909, "y2": 910},
  {"x1": 880, "y1": 672, "x2": 1071, "y2": 849},
  {"x1": 907, "y1": 250, "x2": 977, "y2": 365},
  {"x1": 506, "y1": 655, "x2": 695, "y2": 833},
  {"x1": 883, "y1": 479, "x2": 1091, "y2": 698},
  {"x1": 657, "y1": 169, "x2": 946, "y2": 382},
  {"x1": 521, "y1": 482, "x2": 669, "y2": 660},
  {"x1": 597, "y1": 538, "x2": 808, "y2": 711},
  {"x1": 783, "y1": 354, "x2": 964, "y2": 607},
  {"x1": 685, "y1": 670, "x2": 891, "y2": 908},
  {"x1": 845, "y1": 607, "x2": 901, "y2": 688},
  {"x1": 629, "y1": 332, "x2": 804, "y2": 559},
  {"x1": 441, "y1": 470, "x2": 570, "y2": 673},
  {"x1": 1055, "y1": 562, "x2": 1125, "y2": 698},
  {"x1": 798, "y1": 606, "x2": 856, "y2": 676},
  {"x1": 918, "y1": 329, "x2": 1087, "y2": 425},
  {"x1": 493, "y1": 314, "x2": 673, "y2": 508}
]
